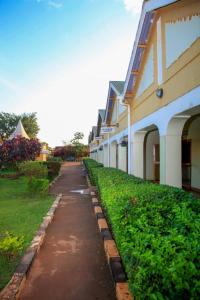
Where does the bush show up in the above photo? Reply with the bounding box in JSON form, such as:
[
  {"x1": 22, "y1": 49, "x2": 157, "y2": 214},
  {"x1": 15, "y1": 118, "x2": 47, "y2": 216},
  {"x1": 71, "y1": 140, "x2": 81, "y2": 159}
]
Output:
[
  {"x1": 83, "y1": 158, "x2": 103, "y2": 185},
  {"x1": 28, "y1": 177, "x2": 49, "y2": 195},
  {"x1": 85, "y1": 159, "x2": 200, "y2": 299},
  {"x1": 47, "y1": 156, "x2": 63, "y2": 162},
  {"x1": 45, "y1": 161, "x2": 61, "y2": 179},
  {"x1": 0, "y1": 232, "x2": 24, "y2": 259},
  {"x1": 0, "y1": 137, "x2": 41, "y2": 163},
  {"x1": 18, "y1": 161, "x2": 48, "y2": 179}
]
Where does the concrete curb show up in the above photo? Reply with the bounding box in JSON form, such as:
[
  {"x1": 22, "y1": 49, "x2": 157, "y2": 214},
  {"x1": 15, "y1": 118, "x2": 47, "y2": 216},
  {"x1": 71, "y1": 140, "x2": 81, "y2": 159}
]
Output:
[
  {"x1": 88, "y1": 176, "x2": 133, "y2": 300},
  {"x1": 0, "y1": 194, "x2": 62, "y2": 300}
]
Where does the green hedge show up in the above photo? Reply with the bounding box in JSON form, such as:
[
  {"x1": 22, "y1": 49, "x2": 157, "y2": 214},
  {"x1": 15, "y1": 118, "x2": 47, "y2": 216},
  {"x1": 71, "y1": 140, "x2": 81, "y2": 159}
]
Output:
[
  {"x1": 84, "y1": 158, "x2": 200, "y2": 299},
  {"x1": 83, "y1": 158, "x2": 103, "y2": 185}
]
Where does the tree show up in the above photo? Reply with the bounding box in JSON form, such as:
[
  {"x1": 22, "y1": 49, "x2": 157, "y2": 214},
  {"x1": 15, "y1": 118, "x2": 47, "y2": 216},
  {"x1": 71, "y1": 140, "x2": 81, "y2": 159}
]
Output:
[
  {"x1": 0, "y1": 112, "x2": 40, "y2": 140},
  {"x1": 0, "y1": 137, "x2": 41, "y2": 163},
  {"x1": 70, "y1": 132, "x2": 89, "y2": 158},
  {"x1": 70, "y1": 132, "x2": 84, "y2": 145}
]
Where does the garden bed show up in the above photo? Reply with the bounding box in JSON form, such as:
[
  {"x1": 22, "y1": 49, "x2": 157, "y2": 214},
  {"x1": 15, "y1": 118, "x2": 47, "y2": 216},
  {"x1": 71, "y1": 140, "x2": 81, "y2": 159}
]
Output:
[
  {"x1": 0, "y1": 177, "x2": 54, "y2": 290},
  {"x1": 83, "y1": 158, "x2": 200, "y2": 299}
]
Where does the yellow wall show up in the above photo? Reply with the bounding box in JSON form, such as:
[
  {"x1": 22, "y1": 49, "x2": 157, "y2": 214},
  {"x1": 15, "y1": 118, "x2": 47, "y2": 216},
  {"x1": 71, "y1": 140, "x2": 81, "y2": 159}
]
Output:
[{"x1": 130, "y1": 0, "x2": 200, "y2": 125}]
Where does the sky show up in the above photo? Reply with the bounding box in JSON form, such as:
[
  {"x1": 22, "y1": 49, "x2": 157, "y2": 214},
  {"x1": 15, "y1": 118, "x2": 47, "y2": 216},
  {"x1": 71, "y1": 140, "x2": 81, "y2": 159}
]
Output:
[{"x1": 0, "y1": 0, "x2": 143, "y2": 146}]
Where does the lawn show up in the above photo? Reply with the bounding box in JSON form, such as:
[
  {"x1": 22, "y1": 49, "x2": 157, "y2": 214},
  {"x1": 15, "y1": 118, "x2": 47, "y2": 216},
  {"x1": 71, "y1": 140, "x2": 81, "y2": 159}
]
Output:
[{"x1": 0, "y1": 177, "x2": 54, "y2": 290}]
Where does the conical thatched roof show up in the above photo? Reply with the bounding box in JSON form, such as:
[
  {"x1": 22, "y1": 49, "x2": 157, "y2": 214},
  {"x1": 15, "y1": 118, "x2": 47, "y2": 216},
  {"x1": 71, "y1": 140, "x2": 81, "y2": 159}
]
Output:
[{"x1": 9, "y1": 119, "x2": 30, "y2": 140}]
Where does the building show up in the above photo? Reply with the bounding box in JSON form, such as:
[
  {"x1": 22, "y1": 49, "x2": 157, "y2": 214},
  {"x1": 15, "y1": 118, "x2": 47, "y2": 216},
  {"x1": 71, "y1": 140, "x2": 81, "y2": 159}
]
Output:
[{"x1": 89, "y1": 0, "x2": 200, "y2": 192}]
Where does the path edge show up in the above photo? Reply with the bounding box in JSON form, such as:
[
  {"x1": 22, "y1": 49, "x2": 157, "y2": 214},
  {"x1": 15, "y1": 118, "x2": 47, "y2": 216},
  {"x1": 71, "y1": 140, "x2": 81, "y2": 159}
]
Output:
[
  {"x1": 0, "y1": 193, "x2": 62, "y2": 300},
  {"x1": 87, "y1": 175, "x2": 134, "y2": 300}
]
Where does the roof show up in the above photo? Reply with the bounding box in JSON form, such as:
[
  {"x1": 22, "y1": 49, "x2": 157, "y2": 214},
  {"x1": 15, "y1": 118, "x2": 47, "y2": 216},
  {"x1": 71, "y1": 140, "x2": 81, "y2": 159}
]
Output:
[
  {"x1": 96, "y1": 109, "x2": 106, "y2": 137},
  {"x1": 110, "y1": 81, "x2": 125, "y2": 95},
  {"x1": 92, "y1": 126, "x2": 97, "y2": 137},
  {"x1": 105, "y1": 81, "x2": 125, "y2": 124},
  {"x1": 99, "y1": 109, "x2": 106, "y2": 121},
  {"x1": 122, "y1": 0, "x2": 178, "y2": 100},
  {"x1": 9, "y1": 119, "x2": 30, "y2": 140},
  {"x1": 88, "y1": 132, "x2": 92, "y2": 144}
]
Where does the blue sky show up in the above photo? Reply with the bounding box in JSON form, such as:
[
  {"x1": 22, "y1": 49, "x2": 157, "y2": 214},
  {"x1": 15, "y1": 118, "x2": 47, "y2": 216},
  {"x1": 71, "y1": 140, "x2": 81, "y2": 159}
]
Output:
[{"x1": 0, "y1": 0, "x2": 142, "y2": 146}]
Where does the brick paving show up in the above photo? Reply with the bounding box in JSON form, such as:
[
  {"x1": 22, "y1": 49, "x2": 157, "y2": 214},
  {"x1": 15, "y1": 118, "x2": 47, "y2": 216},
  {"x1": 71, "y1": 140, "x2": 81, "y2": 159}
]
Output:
[{"x1": 19, "y1": 162, "x2": 116, "y2": 300}]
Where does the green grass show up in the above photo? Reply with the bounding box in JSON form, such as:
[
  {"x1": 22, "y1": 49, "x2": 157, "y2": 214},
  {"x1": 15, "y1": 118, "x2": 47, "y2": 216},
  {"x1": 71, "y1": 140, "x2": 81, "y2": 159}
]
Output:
[{"x1": 0, "y1": 177, "x2": 54, "y2": 290}]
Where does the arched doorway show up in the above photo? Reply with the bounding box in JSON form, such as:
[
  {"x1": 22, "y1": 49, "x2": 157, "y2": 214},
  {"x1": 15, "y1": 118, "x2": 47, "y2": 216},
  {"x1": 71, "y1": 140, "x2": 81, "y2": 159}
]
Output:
[
  {"x1": 144, "y1": 127, "x2": 160, "y2": 182},
  {"x1": 182, "y1": 114, "x2": 200, "y2": 191}
]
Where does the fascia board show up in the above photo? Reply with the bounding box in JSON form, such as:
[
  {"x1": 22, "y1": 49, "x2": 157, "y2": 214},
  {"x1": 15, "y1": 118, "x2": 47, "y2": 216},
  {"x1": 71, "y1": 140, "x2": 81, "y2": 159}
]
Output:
[{"x1": 122, "y1": 0, "x2": 178, "y2": 101}]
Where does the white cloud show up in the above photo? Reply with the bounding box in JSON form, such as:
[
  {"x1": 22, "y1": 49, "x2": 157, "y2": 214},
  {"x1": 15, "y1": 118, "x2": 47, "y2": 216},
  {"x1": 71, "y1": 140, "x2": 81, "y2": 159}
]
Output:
[
  {"x1": 48, "y1": 1, "x2": 63, "y2": 9},
  {"x1": 122, "y1": 0, "x2": 143, "y2": 14}
]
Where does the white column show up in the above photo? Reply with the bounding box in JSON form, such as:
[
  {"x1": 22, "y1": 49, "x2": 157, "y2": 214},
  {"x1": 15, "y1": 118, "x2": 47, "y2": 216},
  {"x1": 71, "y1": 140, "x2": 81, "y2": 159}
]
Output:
[
  {"x1": 132, "y1": 131, "x2": 146, "y2": 178},
  {"x1": 118, "y1": 144, "x2": 127, "y2": 172},
  {"x1": 160, "y1": 116, "x2": 190, "y2": 187},
  {"x1": 110, "y1": 142, "x2": 117, "y2": 168}
]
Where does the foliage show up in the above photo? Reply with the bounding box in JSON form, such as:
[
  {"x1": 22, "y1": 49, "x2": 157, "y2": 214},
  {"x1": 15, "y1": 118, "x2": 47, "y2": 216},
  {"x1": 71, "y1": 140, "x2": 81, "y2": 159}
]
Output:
[
  {"x1": 18, "y1": 161, "x2": 48, "y2": 179},
  {"x1": 70, "y1": 132, "x2": 88, "y2": 158},
  {"x1": 0, "y1": 176, "x2": 54, "y2": 290},
  {"x1": 45, "y1": 161, "x2": 61, "y2": 179},
  {"x1": 0, "y1": 112, "x2": 39, "y2": 140},
  {"x1": 83, "y1": 158, "x2": 103, "y2": 185},
  {"x1": 54, "y1": 144, "x2": 88, "y2": 160},
  {"x1": 54, "y1": 145, "x2": 76, "y2": 160},
  {"x1": 28, "y1": 177, "x2": 49, "y2": 195},
  {"x1": 84, "y1": 158, "x2": 200, "y2": 299},
  {"x1": 47, "y1": 156, "x2": 63, "y2": 162},
  {"x1": 0, "y1": 232, "x2": 24, "y2": 259},
  {"x1": 0, "y1": 137, "x2": 41, "y2": 163}
]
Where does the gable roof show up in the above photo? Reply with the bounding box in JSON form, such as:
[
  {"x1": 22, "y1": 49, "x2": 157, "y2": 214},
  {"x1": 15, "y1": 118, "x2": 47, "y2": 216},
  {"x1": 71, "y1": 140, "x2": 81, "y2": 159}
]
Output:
[
  {"x1": 96, "y1": 109, "x2": 106, "y2": 137},
  {"x1": 9, "y1": 119, "x2": 30, "y2": 140},
  {"x1": 105, "y1": 81, "x2": 125, "y2": 124},
  {"x1": 122, "y1": 0, "x2": 178, "y2": 101},
  {"x1": 99, "y1": 109, "x2": 105, "y2": 121}
]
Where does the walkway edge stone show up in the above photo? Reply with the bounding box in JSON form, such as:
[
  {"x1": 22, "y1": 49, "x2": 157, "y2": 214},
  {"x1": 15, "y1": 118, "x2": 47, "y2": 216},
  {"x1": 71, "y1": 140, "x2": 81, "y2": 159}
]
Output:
[
  {"x1": 87, "y1": 174, "x2": 133, "y2": 300},
  {"x1": 0, "y1": 193, "x2": 62, "y2": 300}
]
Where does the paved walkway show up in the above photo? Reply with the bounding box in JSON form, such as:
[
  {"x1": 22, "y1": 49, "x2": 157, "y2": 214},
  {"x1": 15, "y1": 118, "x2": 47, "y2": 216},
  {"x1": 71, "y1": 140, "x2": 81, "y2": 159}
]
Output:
[{"x1": 19, "y1": 162, "x2": 116, "y2": 300}]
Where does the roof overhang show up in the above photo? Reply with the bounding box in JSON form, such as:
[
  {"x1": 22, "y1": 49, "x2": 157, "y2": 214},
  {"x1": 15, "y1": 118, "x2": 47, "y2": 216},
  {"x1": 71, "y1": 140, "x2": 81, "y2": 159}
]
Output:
[
  {"x1": 122, "y1": 0, "x2": 178, "y2": 102},
  {"x1": 105, "y1": 81, "x2": 124, "y2": 124}
]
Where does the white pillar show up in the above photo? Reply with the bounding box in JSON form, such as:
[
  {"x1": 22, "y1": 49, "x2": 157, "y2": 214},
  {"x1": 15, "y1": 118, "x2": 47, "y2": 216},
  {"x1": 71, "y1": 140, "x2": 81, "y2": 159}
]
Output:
[
  {"x1": 132, "y1": 131, "x2": 146, "y2": 178},
  {"x1": 118, "y1": 144, "x2": 127, "y2": 172},
  {"x1": 110, "y1": 142, "x2": 117, "y2": 168},
  {"x1": 160, "y1": 116, "x2": 190, "y2": 187},
  {"x1": 103, "y1": 145, "x2": 108, "y2": 167}
]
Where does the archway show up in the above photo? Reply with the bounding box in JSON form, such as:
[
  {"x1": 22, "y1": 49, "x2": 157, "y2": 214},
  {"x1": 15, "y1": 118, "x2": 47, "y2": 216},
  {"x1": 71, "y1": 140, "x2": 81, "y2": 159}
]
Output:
[
  {"x1": 144, "y1": 127, "x2": 160, "y2": 182},
  {"x1": 182, "y1": 114, "x2": 200, "y2": 191}
]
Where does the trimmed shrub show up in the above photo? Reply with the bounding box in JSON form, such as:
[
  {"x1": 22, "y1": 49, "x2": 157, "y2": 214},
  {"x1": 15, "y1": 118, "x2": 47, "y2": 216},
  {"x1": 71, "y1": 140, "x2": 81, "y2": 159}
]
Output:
[
  {"x1": 45, "y1": 161, "x2": 61, "y2": 179},
  {"x1": 27, "y1": 177, "x2": 49, "y2": 195},
  {"x1": 18, "y1": 161, "x2": 48, "y2": 179},
  {"x1": 85, "y1": 159, "x2": 200, "y2": 299},
  {"x1": 83, "y1": 158, "x2": 103, "y2": 185},
  {"x1": 0, "y1": 232, "x2": 24, "y2": 259}
]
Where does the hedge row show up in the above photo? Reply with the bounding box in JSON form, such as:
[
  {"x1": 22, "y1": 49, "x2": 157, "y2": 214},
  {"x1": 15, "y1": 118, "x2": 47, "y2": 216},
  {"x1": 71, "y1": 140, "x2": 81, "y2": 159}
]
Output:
[
  {"x1": 83, "y1": 158, "x2": 103, "y2": 185},
  {"x1": 83, "y1": 158, "x2": 200, "y2": 300}
]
